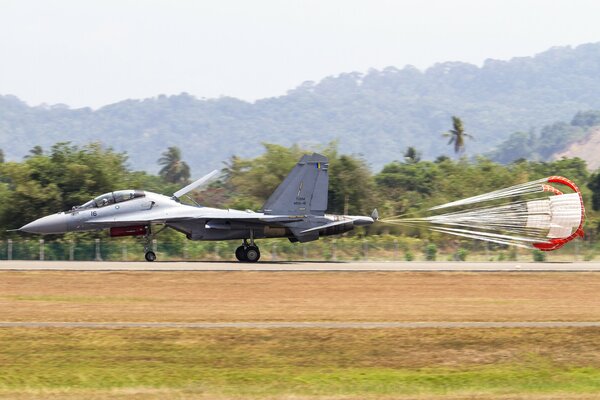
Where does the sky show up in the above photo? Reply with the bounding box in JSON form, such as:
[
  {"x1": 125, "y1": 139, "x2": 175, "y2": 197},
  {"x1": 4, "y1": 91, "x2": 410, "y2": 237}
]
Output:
[{"x1": 1, "y1": 0, "x2": 600, "y2": 109}]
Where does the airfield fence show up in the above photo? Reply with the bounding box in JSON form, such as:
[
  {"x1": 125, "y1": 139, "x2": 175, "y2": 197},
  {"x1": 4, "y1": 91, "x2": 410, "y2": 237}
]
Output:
[{"x1": 0, "y1": 236, "x2": 594, "y2": 262}]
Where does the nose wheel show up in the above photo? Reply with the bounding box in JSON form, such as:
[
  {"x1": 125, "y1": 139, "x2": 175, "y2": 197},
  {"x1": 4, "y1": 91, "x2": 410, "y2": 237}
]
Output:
[{"x1": 145, "y1": 251, "x2": 156, "y2": 262}]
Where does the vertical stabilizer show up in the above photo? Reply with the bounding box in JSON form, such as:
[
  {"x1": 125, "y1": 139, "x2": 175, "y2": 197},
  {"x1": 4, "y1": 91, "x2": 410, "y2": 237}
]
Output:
[{"x1": 262, "y1": 153, "x2": 328, "y2": 216}]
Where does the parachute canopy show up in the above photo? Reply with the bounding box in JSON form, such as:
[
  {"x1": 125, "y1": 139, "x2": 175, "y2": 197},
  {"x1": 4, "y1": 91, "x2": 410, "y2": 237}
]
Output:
[{"x1": 382, "y1": 176, "x2": 585, "y2": 251}]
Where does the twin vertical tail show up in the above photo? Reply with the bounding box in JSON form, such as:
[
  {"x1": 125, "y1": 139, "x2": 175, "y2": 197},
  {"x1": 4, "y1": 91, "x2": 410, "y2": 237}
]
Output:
[{"x1": 262, "y1": 153, "x2": 329, "y2": 216}]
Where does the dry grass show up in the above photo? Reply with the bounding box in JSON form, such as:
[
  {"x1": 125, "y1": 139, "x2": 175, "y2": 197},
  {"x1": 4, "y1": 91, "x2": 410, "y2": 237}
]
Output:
[
  {"x1": 1, "y1": 271, "x2": 600, "y2": 322},
  {"x1": 4, "y1": 271, "x2": 600, "y2": 398}
]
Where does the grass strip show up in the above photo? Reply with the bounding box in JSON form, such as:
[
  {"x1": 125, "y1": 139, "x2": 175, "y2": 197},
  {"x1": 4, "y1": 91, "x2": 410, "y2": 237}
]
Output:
[{"x1": 2, "y1": 328, "x2": 600, "y2": 397}]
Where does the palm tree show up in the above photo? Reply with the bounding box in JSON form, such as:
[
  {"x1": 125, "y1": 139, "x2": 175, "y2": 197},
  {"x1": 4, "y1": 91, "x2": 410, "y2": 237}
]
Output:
[
  {"x1": 443, "y1": 116, "x2": 473, "y2": 154},
  {"x1": 158, "y1": 146, "x2": 191, "y2": 184}
]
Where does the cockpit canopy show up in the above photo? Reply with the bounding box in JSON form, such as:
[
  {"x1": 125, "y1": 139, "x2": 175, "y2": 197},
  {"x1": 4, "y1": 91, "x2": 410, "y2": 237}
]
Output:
[{"x1": 78, "y1": 190, "x2": 145, "y2": 209}]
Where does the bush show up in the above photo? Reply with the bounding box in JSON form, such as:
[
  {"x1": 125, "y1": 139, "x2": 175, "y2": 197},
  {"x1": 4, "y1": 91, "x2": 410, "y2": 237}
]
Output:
[
  {"x1": 532, "y1": 249, "x2": 547, "y2": 262},
  {"x1": 455, "y1": 248, "x2": 468, "y2": 261},
  {"x1": 404, "y1": 251, "x2": 414, "y2": 261},
  {"x1": 424, "y1": 244, "x2": 437, "y2": 261},
  {"x1": 508, "y1": 247, "x2": 518, "y2": 261}
]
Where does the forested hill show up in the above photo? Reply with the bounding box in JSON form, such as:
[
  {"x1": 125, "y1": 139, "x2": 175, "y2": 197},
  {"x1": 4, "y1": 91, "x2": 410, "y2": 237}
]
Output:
[{"x1": 3, "y1": 42, "x2": 600, "y2": 173}]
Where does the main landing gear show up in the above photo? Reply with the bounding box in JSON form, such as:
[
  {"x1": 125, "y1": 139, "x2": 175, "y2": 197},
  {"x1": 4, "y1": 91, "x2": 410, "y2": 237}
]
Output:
[{"x1": 235, "y1": 238, "x2": 261, "y2": 263}]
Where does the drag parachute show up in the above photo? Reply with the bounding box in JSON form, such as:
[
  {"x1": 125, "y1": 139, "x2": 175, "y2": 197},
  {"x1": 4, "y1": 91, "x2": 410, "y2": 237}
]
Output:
[{"x1": 382, "y1": 176, "x2": 585, "y2": 251}]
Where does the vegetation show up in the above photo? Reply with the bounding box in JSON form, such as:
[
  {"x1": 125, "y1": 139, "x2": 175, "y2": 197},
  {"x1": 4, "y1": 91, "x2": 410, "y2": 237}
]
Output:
[
  {"x1": 443, "y1": 116, "x2": 473, "y2": 154},
  {"x1": 4, "y1": 44, "x2": 600, "y2": 172},
  {"x1": 3, "y1": 327, "x2": 600, "y2": 398},
  {"x1": 158, "y1": 146, "x2": 190, "y2": 184},
  {"x1": 3, "y1": 270, "x2": 600, "y2": 397},
  {"x1": 488, "y1": 110, "x2": 600, "y2": 163}
]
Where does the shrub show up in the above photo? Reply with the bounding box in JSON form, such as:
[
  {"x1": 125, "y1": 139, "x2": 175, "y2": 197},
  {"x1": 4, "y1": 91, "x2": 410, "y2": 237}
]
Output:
[
  {"x1": 532, "y1": 249, "x2": 546, "y2": 262},
  {"x1": 508, "y1": 247, "x2": 518, "y2": 261},
  {"x1": 455, "y1": 248, "x2": 468, "y2": 261},
  {"x1": 424, "y1": 244, "x2": 437, "y2": 261}
]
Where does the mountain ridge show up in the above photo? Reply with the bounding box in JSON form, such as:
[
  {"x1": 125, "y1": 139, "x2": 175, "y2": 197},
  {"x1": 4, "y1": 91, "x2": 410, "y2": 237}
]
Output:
[{"x1": 2, "y1": 42, "x2": 600, "y2": 173}]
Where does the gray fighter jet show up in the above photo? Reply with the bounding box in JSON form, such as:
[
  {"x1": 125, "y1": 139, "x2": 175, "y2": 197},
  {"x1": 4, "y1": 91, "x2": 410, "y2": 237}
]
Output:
[{"x1": 18, "y1": 153, "x2": 377, "y2": 262}]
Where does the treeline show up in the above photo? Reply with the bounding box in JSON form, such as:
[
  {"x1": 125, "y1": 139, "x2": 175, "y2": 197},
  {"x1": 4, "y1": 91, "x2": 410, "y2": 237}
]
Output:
[{"x1": 1, "y1": 142, "x2": 599, "y2": 244}]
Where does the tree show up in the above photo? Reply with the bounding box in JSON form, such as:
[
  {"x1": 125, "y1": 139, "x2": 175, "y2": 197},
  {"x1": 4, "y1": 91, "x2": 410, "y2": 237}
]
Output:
[
  {"x1": 403, "y1": 147, "x2": 421, "y2": 163},
  {"x1": 29, "y1": 146, "x2": 43, "y2": 157},
  {"x1": 587, "y1": 172, "x2": 600, "y2": 211},
  {"x1": 225, "y1": 144, "x2": 305, "y2": 210},
  {"x1": 0, "y1": 149, "x2": 4, "y2": 163},
  {"x1": 328, "y1": 154, "x2": 375, "y2": 215},
  {"x1": 443, "y1": 116, "x2": 473, "y2": 154},
  {"x1": 587, "y1": 173, "x2": 600, "y2": 211},
  {"x1": 158, "y1": 147, "x2": 191, "y2": 185}
]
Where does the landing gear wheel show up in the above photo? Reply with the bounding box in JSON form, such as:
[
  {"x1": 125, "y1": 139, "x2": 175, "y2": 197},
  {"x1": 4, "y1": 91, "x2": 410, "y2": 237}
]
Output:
[
  {"x1": 245, "y1": 246, "x2": 260, "y2": 263},
  {"x1": 235, "y1": 246, "x2": 247, "y2": 262},
  {"x1": 145, "y1": 251, "x2": 156, "y2": 262}
]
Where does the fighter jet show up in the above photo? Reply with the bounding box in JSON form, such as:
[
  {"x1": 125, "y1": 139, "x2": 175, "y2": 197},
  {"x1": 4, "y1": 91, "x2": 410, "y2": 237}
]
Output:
[{"x1": 17, "y1": 153, "x2": 377, "y2": 262}]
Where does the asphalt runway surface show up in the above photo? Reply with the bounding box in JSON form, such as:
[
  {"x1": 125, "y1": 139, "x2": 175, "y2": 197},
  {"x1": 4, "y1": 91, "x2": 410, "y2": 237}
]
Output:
[{"x1": 1, "y1": 260, "x2": 600, "y2": 271}]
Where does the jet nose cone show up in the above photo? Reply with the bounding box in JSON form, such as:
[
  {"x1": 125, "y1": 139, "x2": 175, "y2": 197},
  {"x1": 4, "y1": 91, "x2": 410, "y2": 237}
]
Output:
[{"x1": 20, "y1": 213, "x2": 68, "y2": 234}]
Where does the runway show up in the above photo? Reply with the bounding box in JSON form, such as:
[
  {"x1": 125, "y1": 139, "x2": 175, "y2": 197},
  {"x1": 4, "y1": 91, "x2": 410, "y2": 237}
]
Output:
[
  {"x1": 2, "y1": 321, "x2": 600, "y2": 329},
  {"x1": 0, "y1": 260, "x2": 599, "y2": 271}
]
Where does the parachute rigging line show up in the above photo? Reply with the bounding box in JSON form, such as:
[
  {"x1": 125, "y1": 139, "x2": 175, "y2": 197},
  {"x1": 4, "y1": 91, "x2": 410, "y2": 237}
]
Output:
[{"x1": 381, "y1": 176, "x2": 585, "y2": 251}]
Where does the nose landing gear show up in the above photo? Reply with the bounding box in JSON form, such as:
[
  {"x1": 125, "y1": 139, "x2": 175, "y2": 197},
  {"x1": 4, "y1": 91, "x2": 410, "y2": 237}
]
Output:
[{"x1": 143, "y1": 225, "x2": 167, "y2": 262}]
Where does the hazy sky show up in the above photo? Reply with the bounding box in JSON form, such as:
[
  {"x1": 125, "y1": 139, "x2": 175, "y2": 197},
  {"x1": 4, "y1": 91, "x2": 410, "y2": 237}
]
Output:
[{"x1": 1, "y1": 0, "x2": 600, "y2": 108}]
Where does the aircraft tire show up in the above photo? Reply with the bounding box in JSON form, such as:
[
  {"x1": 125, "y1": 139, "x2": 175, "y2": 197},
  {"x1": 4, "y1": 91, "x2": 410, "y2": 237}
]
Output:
[
  {"x1": 145, "y1": 251, "x2": 156, "y2": 262},
  {"x1": 245, "y1": 246, "x2": 260, "y2": 263},
  {"x1": 235, "y1": 246, "x2": 247, "y2": 262}
]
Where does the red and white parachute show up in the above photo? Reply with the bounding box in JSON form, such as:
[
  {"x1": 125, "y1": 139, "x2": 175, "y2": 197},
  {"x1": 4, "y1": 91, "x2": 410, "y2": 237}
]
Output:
[{"x1": 382, "y1": 176, "x2": 585, "y2": 251}]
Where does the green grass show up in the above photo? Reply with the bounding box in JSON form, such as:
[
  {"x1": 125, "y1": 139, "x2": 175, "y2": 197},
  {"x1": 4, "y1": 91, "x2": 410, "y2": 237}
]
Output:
[
  {"x1": 4, "y1": 364, "x2": 600, "y2": 397},
  {"x1": 3, "y1": 328, "x2": 600, "y2": 398}
]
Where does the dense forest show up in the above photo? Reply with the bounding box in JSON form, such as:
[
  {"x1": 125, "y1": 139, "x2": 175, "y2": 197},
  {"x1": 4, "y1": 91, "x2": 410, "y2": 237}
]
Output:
[{"x1": 3, "y1": 43, "x2": 600, "y2": 172}]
